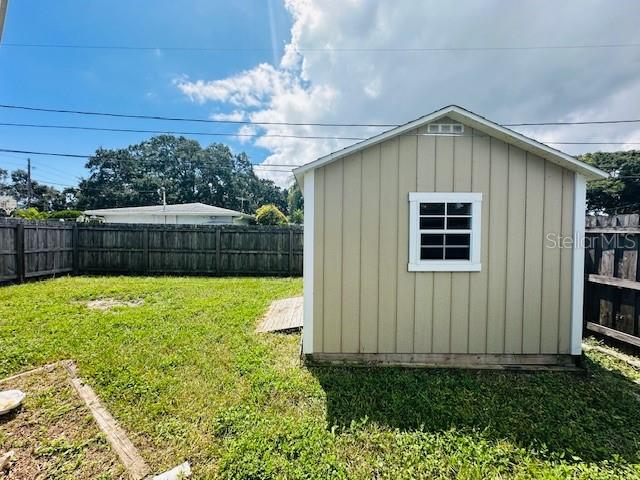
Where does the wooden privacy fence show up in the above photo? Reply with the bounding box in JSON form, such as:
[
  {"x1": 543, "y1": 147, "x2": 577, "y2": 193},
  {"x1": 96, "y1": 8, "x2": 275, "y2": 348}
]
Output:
[
  {"x1": 584, "y1": 214, "x2": 640, "y2": 347},
  {"x1": 0, "y1": 220, "x2": 303, "y2": 282},
  {"x1": 0, "y1": 219, "x2": 75, "y2": 283}
]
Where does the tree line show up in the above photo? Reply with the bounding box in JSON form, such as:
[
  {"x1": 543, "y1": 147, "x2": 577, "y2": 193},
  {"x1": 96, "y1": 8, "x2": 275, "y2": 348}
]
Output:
[{"x1": 0, "y1": 135, "x2": 304, "y2": 223}]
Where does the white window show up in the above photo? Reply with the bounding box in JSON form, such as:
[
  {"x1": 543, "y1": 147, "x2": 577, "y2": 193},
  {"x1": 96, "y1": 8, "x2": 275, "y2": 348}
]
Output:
[{"x1": 408, "y1": 192, "x2": 482, "y2": 272}]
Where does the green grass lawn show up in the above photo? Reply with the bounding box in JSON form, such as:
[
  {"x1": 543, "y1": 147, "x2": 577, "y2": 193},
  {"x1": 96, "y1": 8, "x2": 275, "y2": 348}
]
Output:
[{"x1": 2, "y1": 276, "x2": 640, "y2": 479}]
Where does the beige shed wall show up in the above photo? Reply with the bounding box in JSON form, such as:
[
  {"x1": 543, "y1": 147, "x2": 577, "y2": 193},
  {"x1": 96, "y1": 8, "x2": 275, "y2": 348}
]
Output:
[{"x1": 312, "y1": 123, "x2": 575, "y2": 355}]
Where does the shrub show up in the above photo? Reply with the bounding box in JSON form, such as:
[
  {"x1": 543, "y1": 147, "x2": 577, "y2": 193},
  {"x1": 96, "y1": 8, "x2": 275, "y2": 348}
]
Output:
[
  {"x1": 13, "y1": 208, "x2": 48, "y2": 220},
  {"x1": 255, "y1": 204, "x2": 288, "y2": 225},
  {"x1": 289, "y1": 209, "x2": 303, "y2": 224},
  {"x1": 48, "y1": 210, "x2": 83, "y2": 220}
]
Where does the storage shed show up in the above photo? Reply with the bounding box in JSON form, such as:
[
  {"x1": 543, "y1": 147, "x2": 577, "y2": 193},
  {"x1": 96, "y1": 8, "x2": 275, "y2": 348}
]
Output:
[{"x1": 293, "y1": 105, "x2": 608, "y2": 368}]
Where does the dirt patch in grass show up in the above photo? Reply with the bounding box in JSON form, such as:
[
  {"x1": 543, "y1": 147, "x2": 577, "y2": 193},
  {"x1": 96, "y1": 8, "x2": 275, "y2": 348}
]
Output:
[
  {"x1": 0, "y1": 366, "x2": 125, "y2": 480},
  {"x1": 85, "y1": 298, "x2": 144, "y2": 311}
]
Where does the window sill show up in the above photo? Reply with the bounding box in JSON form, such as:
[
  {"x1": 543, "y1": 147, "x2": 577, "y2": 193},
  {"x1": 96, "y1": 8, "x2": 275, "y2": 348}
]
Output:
[{"x1": 408, "y1": 262, "x2": 481, "y2": 272}]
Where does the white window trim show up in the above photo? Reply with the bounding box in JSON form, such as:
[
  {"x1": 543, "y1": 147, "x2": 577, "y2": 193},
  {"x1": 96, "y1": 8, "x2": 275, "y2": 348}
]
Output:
[{"x1": 408, "y1": 192, "x2": 482, "y2": 272}]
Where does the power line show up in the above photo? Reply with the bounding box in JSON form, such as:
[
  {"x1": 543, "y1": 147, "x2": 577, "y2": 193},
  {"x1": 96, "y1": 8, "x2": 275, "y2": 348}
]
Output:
[
  {"x1": 0, "y1": 104, "x2": 395, "y2": 127},
  {"x1": 2, "y1": 122, "x2": 640, "y2": 147},
  {"x1": 0, "y1": 148, "x2": 302, "y2": 168},
  {"x1": 3, "y1": 41, "x2": 640, "y2": 53},
  {"x1": 0, "y1": 122, "x2": 364, "y2": 141},
  {"x1": 3, "y1": 103, "x2": 640, "y2": 128}
]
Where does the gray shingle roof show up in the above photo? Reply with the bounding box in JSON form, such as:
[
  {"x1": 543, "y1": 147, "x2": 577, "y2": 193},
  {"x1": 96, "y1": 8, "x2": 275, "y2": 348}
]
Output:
[{"x1": 84, "y1": 202, "x2": 248, "y2": 217}]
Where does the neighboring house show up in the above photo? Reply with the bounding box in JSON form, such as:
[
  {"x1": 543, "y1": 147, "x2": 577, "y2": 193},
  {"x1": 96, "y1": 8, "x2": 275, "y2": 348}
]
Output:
[
  {"x1": 83, "y1": 202, "x2": 252, "y2": 225},
  {"x1": 294, "y1": 105, "x2": 608, "y2": 369},
  {"x1": 0, "y1": 195, "x2": 17, "y2": 215}
]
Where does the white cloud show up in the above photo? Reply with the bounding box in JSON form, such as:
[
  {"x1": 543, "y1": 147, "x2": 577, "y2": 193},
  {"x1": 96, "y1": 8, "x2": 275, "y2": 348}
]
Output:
[
  {"x1": 236, "y1": 124, "x2": 258, "y2": 144},
  {"x1": 177, "y1": 0, "x2": 640, "y2": 185},
  {"x1": 209, "y1": 111, "x2": 247, "y2": 121}
]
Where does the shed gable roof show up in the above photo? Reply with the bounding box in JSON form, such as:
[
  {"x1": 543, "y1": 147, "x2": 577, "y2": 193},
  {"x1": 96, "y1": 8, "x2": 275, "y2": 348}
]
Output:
[{"x1": 293, "y1": 105, "x2": 608, "y2": 185}]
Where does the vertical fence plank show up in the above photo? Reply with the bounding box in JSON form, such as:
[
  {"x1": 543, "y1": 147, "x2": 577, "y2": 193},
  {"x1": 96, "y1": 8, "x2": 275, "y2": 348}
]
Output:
[
  {"x1": 216, "y1": 228, "x2": 222, "y2": 274},
  {"x1": 289, "y1": 229, "x2": 294, "y2": 275},
  {"x1": 142, "y1": 227, "x2": 149, "y2": 273},
  {"x1": 72, "y1": 224, "x2": 79, "y2": 274},
  {"x1": 15, "y1": 223, "x2": 25, "y2": 283}
]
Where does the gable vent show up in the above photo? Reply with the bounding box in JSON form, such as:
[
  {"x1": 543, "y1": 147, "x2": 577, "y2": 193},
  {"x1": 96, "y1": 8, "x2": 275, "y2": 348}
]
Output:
[{"x1": 427, "y1": 123, "x2": 464, "y2": 134}]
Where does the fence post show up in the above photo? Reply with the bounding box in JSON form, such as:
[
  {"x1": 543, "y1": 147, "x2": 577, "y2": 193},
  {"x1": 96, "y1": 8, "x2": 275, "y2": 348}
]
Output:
[
  {"x1": 142, "y1": 227, "x2": 149, "y2": 273},
  {"x1": 15, "y1": 223, "x2": 25, "y2": 283},
  {"x1": 72, "y1": 224, "x2": 79, "y2": 275},
  {"x1": 289, "y1": 229, "x2": 294, "y2": 275},
  {"x1": 216, "y1": 228, "x2": 221, "y2": 274}
]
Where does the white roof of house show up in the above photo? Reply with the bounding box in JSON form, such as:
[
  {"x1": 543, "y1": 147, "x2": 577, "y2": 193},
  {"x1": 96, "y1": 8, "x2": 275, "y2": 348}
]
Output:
[
  {"x1": 294, "y1": 105, "x2": 608, "y2": 186},
  {"x1": 84, "y1": 202, "x2": 249, "y2": 217}
]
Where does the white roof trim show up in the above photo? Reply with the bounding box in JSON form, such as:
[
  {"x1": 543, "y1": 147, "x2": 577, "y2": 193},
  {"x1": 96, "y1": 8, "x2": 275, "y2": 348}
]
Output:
[{"x1": 293, "y1": 105, "x2": 608, "y2": 184}]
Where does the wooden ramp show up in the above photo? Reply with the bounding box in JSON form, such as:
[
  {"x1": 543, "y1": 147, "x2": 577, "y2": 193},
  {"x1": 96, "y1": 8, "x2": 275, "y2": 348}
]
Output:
[{"x1": 257, "y1": 296, "x2": 303, "y2": 333}]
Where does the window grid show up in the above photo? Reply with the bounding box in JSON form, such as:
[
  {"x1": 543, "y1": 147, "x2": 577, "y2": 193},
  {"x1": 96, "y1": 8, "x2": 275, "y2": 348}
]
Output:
[{"x1": 419, "y1": 203, "x2": 472, "y2": 261}]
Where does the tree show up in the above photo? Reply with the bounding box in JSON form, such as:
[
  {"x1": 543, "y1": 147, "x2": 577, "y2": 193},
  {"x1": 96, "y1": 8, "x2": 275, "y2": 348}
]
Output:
[
  {"x1": 580, "y1": 151, "x2": 640, "y2": 214},
  {"x1": 287, "y1": 181, "x2": 303, "y2": 215},
  {"x1": 76, "y1": 135, "x2": 287, "y2": 212},
  {"x1": 6, "y1": 169, "x2": 69, "y2": 211},
  {"x1": 255, "y1": 204, "x2": 288, "y2": 225}
]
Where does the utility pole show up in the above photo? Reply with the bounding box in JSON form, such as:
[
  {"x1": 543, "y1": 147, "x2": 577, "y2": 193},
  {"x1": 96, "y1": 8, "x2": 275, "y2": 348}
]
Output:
[
  {"x1": 0, "y1": 0, "x2": 9, "y2": 43},
  {"x1": 159, "y1": 186, "x2": 166, "y2": 209},
  {"x1": 237, "y1": 196, "x2": 247, "y2": 212},
  {"x1": 26, "y1": 157, "x2": 32, "y2": 208}
]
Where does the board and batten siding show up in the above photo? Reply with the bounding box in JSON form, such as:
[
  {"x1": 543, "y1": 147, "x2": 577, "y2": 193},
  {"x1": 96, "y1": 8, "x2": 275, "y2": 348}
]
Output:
[{"x1": 312, "y1": 122, "x2": 575, "y2": 355}]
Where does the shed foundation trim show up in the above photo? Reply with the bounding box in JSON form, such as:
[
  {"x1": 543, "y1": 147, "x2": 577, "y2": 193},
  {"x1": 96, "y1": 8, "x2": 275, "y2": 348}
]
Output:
[{"x1": 305, "y1": 353, "x2": 581, "y2": 370}]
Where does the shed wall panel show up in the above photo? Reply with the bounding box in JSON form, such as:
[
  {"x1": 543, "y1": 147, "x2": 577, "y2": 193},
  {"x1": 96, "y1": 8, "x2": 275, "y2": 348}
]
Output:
[
  {"x1": 468, "y1": 129, "x2": 490, "y2": 353},
  {"x1": 396, "y1": 132, "x2": 418, "y2": 352},
  {"x1": 322, "y1": 161, "x2": 343, "y2": 352},
  {"x1": 505, "y1": 146, "x2": 527, "y2": 353},
  {"x1": 341, "y1": 153, "x2": 362, "y2": 353},
  {"x1": 312, "y1": 121, "x2": 576, "y2": 358},
  {"x1": 451, "y1": 133, "x2": 472, "y2": 353},
  {"x1": 359, "y1": 146, "x2": 381, "y2": 353},
  {"x1": 378, "y1": 139, "x2": 400, "y2": 353},
  {"x1": 413, "y1": 128, "x2": 436, "y2": 353}
]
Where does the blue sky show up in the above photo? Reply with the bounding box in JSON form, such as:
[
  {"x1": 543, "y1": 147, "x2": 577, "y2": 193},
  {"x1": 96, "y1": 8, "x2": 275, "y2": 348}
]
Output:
[
  {"x1": 2, "y1": 0, "x2": 640, "y2": 191},
  {"x1": 0, "y1": 0, "x2": 291, "y2": 189}
]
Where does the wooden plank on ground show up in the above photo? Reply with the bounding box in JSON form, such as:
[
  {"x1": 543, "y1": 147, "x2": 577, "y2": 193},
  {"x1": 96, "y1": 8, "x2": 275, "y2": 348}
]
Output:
[
  {"x1": 256, "y1": 296, "x2": 303, "y2": 333},
  {"x1": 583, "y1": 343, "x2": 640, "y2": 370},
  {"x1": 62, "y1": 361, "x2": 150, "y2": 480}
]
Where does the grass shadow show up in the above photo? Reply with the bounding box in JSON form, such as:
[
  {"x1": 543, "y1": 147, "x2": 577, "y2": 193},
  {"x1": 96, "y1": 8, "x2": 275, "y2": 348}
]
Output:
[{"x1": 310, "y1": 357, "x2": 640, "y2": 463}]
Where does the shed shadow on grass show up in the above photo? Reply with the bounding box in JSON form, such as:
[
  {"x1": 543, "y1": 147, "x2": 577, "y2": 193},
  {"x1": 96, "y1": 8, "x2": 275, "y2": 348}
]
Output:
[{"x1": 309, "y1": 357, "x2": 640, "y2": 463}]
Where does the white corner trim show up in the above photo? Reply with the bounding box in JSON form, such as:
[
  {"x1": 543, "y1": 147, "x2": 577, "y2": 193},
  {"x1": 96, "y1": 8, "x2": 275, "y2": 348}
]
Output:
[
  {"x1": 571, "y1": 173, "x2": 586, "y2": 355},
  {"x1": 302, "y1": 170, "x2": 315, "y2": 354},
  {"x1": 407, "y1": 192, "x2": 482, "y2": 272}
]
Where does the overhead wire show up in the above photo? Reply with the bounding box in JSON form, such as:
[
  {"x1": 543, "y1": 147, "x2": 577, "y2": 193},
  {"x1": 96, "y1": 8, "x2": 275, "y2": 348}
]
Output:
[
  {"x1": 2, "y1": 103, "x2": 640, "y2": 128},
  {"x1": 3, "y1": 41, "x2": 640, "y2": 53}
]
